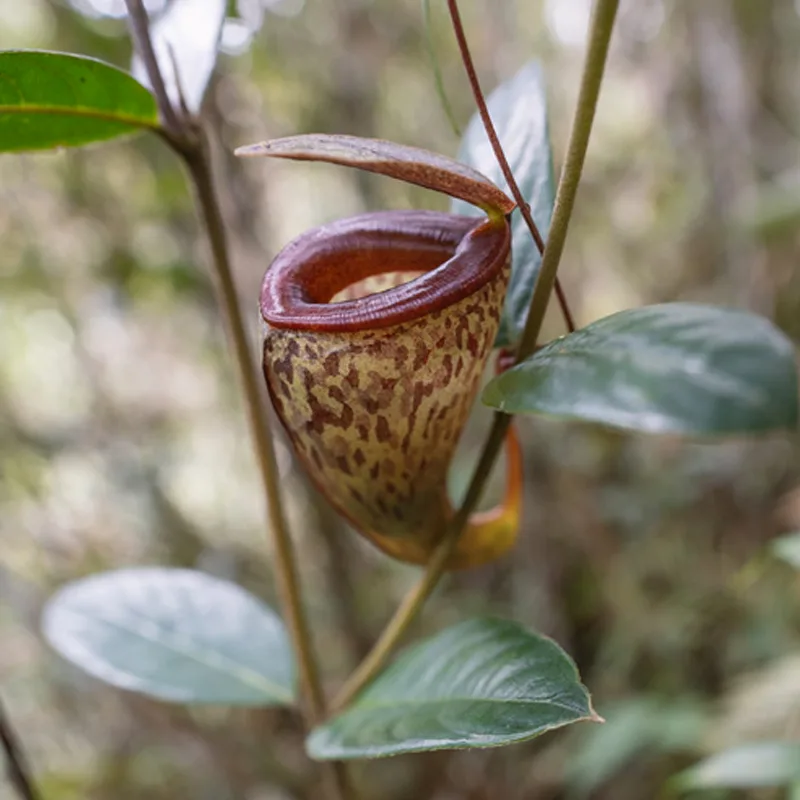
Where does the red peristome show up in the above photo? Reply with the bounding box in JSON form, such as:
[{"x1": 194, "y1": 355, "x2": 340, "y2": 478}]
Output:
[{"x1": 260, "y1": 210, "x2": 510, "y2": 332}]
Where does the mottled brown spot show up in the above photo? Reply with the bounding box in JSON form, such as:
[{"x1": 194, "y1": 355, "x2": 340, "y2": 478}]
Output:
[
  {"x1": 344, "y1": 367, "x2": 360, "y2": 388},
  {"x1": 353, "y1": 448, "x2": 366, "y2": 467},
  {"x1": 323, "y1": 352, "x2": 340, "y2": 376},
  {"x1": 393, "y1": 344, "x2": 409, "y2": 371},
  {"x1": 335, "y1": 455, "x2": 351, "y2": 475},
  {"x1": 413, "y1": 340, "x2": 429, "y2": 370},
  {"x1": 376, "y1": 415, "x2": 391, "y2": 443},
  {"x1": 304, "y1": 370, "x2": 355, "y2": 434}
]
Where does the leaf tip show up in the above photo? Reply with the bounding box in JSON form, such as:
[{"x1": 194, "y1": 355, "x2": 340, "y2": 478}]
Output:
[{"x1": 234, "y1": 143, "x2": 266, "y2": 158}]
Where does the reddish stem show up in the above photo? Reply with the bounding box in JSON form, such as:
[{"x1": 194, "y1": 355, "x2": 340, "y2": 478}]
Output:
[{"x1": 446, "y1": 0, "x2": 577, "y2": 334}]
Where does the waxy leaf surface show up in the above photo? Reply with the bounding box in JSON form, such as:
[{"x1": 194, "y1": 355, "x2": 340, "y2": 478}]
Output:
[
  {"x1": 0, "y1": 50, "x2": 157, "y2": 151},
  {"x1": 674, "y1": 742, "x2": 800, "y2": 791},
  {"x1": 483, "y1": 303, "x2": 799, "y2": 435},
  {"x1": 132, "y1": 0, "x2": 226, "y2": 113},
  {"x1": 452, "y1": 61, "x2": 555, "y2": 346},
  {"x1": 43, "y1": 568, "x2": 294, "y2": 705},
  {"x1": 307, "y1": 617, "x2": 595, "y2": 759},
  {"x1": 236, "y1": 133, "x2": 515, "y2": 214}
]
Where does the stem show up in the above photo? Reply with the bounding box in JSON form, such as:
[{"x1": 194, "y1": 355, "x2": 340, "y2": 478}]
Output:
[
  {"x1": 334, "y1": 0, "x2": 619, "y2": 711},
  {"x1": 516, "y1": 0, "x2": 619, "y2": 359},
  {"x1": 447, "y1": 0, "x2": 576, "y2": 334},
  {"x1": 182, "y1": 135, "x2": 352, "y2": 800},
  {"x1": 0, "y1": 697, "x2": 40, "y2": 800},
  {"x1": 123, "y1": 0, "x2": 182, "y2": 136},
  {"x1": 124, "y1": 2, "x2": 350, "y2": 796},
  {"x1": 181, "y1": 143, "x2": 326, "y2": 719}
]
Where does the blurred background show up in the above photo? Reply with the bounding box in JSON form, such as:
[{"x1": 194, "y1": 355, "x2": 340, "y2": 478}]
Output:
[{"x1": 2, "y1": 0, "x2": 800, "y2": 798}]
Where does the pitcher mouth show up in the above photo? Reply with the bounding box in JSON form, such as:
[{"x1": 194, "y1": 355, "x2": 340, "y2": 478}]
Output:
[{"x1": 259, "y1": 209, "x2": 510, "y2": 333}]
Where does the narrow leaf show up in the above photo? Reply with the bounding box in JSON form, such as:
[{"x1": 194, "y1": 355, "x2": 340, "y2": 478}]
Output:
[
  {"x1": 307, "y1": 617, "x2": 596, "y2": 759},
  {"x1": 673, "y1": 742, "x2": 800, "y2": 791},
  {"x1": 236, "y1": 134, "x2": 515, "y2": 215},
  {"x1": 452, "y1": 61, "x2": 555, "y2": 346},
  {"x1": 0, "y1": 50, "x2": 158, "y2": 151},
  {"x1": 43, "y1": 568, "x2": 294, "y2": 705},
  {"x1": 483, "y1": 303, "x2": 799, "y2": 435},
  {"x1": 772, "y1": 532, "x2": 800, "y2": 569},
  {"x1": 131, "y1": 0, "x2": 227, "y2": 113}
]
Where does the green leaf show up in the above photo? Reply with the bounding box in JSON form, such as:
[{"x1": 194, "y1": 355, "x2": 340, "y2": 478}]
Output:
[
  {"x1": 307, "y1": 617, "x2": 596, "y2": 760},
  {"x1": 772, "y1": 532, "x2": 800, "y2": 569},
  {"x1": 131, "y1": 0, "x2": 227, "y2": 113},
  {"x1": 483, "y1": 303, "x2": 799, "y2": 435},
  {"x1": 42, "y1": 568, "x2": 294, "y2": 705},
  {"x1": 451, "y1": 61, "x2": 555, "y2": 347},
  {"x1": 0, "y1": 50, "x2": 158, "y2": 151},
  {"x1": 673, "y1": 742, "x2": 800, "y2": 791}
]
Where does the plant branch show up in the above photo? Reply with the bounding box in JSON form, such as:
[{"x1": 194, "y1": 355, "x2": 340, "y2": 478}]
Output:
[
  {"x1": 124, "y1": 3, "x2": 350, "y2": 796},
  {"x1": 334, "y1": 0, "x2": 619, "y2": 711},
  {"x1": 180, "y1": 142, "x2": 327, "y2": 721},
  {"x1": 0, "y1": 697, "x2": 40, "y2": 800},
  {"x1": 123, "y1": 0, "x2": 182, "y2": 136},
  {"x1": 447, "y1": 0, "x2": 575, "y2": 333},
  {"x1": 516, "y1": 0, "x2": 619, "y2": 359},
  {"x1": 182, "y1": 135, "x2": 352, "y2": 800}
]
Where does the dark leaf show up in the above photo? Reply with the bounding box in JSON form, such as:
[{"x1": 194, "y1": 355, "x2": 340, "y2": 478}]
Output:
[
  {"x1": 483, "y1": 304, "x2": 799, "y2": 435},
  {"x1": 307, "y1": 617, "x2": 596, "y2": 759}
]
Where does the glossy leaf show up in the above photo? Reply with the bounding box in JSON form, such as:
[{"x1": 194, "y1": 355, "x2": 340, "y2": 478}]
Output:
[
  {"x1": 483, "y1": 303, "x2": 799, "y2": 435},
  {"x1": 42, "y1": 568, "x2": 294, "y2": 705},
  {"x1": 307, "y1": 617, "x2": 595, "y2": 759},
  {"x1": 236, "y1": 133, "x2": 515, "y2": 215},
  {"x1": 772, "y1": 532, "x2": 800, "y2": 569},
  {"x1": 673, "y1": 742, "x2": 800, "y2": 791},
  {"x1": 0, "y1": 50, "x2": 157, "y2": 151},
  {"x1": 451, "y1": 61, "x2": 555, "y2": 346},
  {"x1": 131, "y1": 0, "x2": 227, "y2": 113}
]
